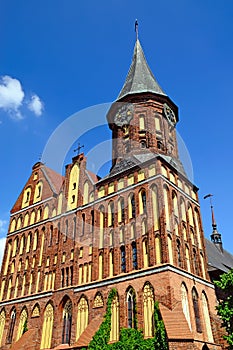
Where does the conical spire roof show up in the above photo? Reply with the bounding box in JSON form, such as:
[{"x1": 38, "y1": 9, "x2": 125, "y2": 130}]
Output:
[{"x1": 117, "y1": 39, "x2": 166, "y2": 100}]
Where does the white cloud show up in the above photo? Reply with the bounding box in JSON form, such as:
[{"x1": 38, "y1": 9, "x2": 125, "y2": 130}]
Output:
[
  {"x1": 28, "y1": 94, "x2": 44, "y2": 116},
  {"x1": 0, "y1": 219, "x2": 7, "y2": 235},
  {"x1": 0, "y1": 76, "x2": 24, "y2": 119}
]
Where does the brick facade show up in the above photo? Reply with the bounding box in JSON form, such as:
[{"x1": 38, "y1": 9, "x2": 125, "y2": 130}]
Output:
[{"x1": 0, "y1": 37, "x2": 227, "y2": 350}]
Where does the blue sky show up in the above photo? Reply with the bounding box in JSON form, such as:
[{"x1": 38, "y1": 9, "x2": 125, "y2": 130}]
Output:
[{"x1": 0, "y1": 0, "x2": 233, "y2": 261}]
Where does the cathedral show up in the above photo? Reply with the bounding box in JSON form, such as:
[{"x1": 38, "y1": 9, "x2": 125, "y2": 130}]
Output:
[{"x1": 0, "y1": 32, "x2": 230, "y2": 350}]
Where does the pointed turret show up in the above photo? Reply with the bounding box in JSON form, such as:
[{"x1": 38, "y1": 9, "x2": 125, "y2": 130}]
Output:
[
  {"x1": 117, "y1": 38, "x2": 166, "y2": 100},
  {"x1": 204, "y1": 194, "x2": 223, "y2": 252}
]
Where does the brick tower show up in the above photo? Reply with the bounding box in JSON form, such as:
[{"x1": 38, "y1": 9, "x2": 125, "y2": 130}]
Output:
[{"x1": 0, "y1": 34, "x2": 225, "y2": 350}]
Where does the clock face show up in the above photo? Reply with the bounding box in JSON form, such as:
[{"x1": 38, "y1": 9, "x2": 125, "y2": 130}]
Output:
[
  {"x1": 163, "y1": 103, "x2": 176, "y2": 126},
  {"x1": 114, "y1": 104, "x2": 134, "y2": 127}
]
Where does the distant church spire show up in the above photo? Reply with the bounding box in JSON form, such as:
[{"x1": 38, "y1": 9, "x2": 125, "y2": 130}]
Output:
[
  {"x1": 117, "y1": 24, "x2": 166, "y2": 100},
  {"x1": 204, "y1": 194, "x2": 223, "y2": 252}
]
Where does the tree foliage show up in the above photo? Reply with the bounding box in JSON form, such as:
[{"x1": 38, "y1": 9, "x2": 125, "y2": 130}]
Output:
[
  {"x1": 88, "y1": 288, "x2": 168, "y2": 350},
  {"x1": 215, "y1": 269, "x2": 233, "y2": 349}
]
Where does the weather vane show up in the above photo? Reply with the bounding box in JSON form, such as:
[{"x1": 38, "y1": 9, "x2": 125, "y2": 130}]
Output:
[{"x1": 204, "y1": 194, "x2": 216, "y2": 227}]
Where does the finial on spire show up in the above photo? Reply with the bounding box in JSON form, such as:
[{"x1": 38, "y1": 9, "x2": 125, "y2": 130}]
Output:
[
  {"x1": 204, "y1": 194, "x2": 216, "y2": 228},
  {"x1": 135, "y1": 19, "x2": 138, "y2": 40},
  {"x1": 204, "y1": 194, "x2": 223, "y2": 251}
]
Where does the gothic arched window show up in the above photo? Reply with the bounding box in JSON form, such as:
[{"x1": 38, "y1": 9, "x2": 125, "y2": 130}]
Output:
[
  {"x1": 192, "y1": 288, "x2": 202, "y2": 333},
  {"x1": 201, "y1": 292, "x2": 214, "y2": 342},
  {"x1": 62, "y1": 300, "x2": 72, "y2": 344},
  {"x1": 0, "y1": 309, "x2": 6, "y2": 346},
  {"x1": 121, "y1": 246, "x2": 126, "y2": 273},
  {"x1": 40, "y1": 303, "x2": 54, "y2": 349},
  {"x1": 127, "y1": 289, "x2": 136, "y2": 328},
  {"x1": 143, "y1": 283, "x2": 154, "y2": 337},
  {"x1": 132, "y1": 242, "x2": 138, "y2": 270},
  {"x1": 76, "y1": 297, "x2": 88, "y2": 340},
  {"x1": 110, "y1": 293, "x2": 119, "y2": 342},
  {"x1": 7, "y1": 308, "x2": 16, "y2": 344},
  {"x1": 16, "y1": 308, "x2": 28, "y2": 341},
  {"x1": 176, "y1": 239, "x2": 182, "y2": 267},
  {"x1": 139, "y1": 190, "x2": 147, "y2": 214},
  {"x1": 181, "y1": 283, "x2": 191, "y2": 330}
]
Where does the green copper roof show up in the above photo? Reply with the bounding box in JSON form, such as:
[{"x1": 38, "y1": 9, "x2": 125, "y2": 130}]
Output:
[{"x1": 118, "y1": 39, "x2": 166, "y2": 100}]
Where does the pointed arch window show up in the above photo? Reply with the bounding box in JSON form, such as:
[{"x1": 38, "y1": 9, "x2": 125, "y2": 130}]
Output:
[
  {"x1": 143, "y1": 239, "x2": 149, "y2": 268},
  {"x1": 181, "y1": 283, "x2": 191, "y2": 330},
  {"x1": 12, "y1": 237, "x2": 19, "y2": 257},
  {"x1": 172, "y1": 191, "x2": 179, "y2": 218},
  {"x1": 176, "y1": 239, "x2": 182, "y2": 267},
  {"x1": 127, "y1": 289, "x2": 136, "y2": 328},
  {"x1": 24, "y1": 212, "x2": 29, "y2": 227},
  {"x1": 180, "y1": 199, "x2": 186, "y2": 222},
  {"x1": 132, "y1": 242, "x2": 138, "y2": 270},
  {"x1": 16, "y1": 308, "x2": 28, "y2": 341},
  {"x1": 185, "y1": 245, "x2": 191, "y2": 272},
  {"x1": 49, "y1": 226, "x2": 53, "y2": 246},
  {"x1": 33, "y1": 230, "x2": 38, "y2": 251},
  {"x1": 62, "y1": 300, "x2": 72, "y2": 344},
  {"x1": 143, "y1": 283, "x2": 154, "y2": 337},
  {"x1": 192, "y1": 288, "x2": 202, "y2": 333},
  {"x1": 109, "y1": 250, "x2": 114, "y2": 277},
  {"x1": 98, "y1": 253, "x2": 103, "y2": 280},
  {"x1": 83, "y1": 181, "x2": 89, "y2": 205},
  {"x1": 155, "y1": 235, "x2": 162, "y2": 264},
  {"x1": 81, "y1": 214, "x2": 85, "y2": 236},
  {"x1": 26, "y1": 233, "x2": 31, "y2": 253},
  {"x1": 118, "y1": 198, "x2": 125, "y2": 223},
  {"x1": 94, "y1": 292, "x2": 104, "y2": 308},
  {"x1": 152, "y1": 186, "x2": 160, "y2": 231},
  {"x1": 40, "y1": 303, "x2": 54, "y2": 349},
  {"x1": 99, "y1": 208, "x2": 104, "y2": 249},
  {"x1": 7, "y1": 308, "x2": 16, "y2": 344},
  {"x1": 193, "y1": 249, "x2": 199, "y2": 275},
  {"x1": 76, "y1": 297, "x2": 88, "y2": 340},
  {"x1": 139, "y1": 190, "x2": 147, "y2": 214},
  {"x1": 0, "y1": 309, "x2": 5, "y2": 346},
  {"x1": 128, "y1": 194, "x2": 136, "y2": 219},
  {"x1": 110, "y1": 293, "x2": 119, "y2": 342},
  {"x1": 201, "y1": 292, "x2": 214, "y2": 342},
  {"x1": 4, "y1": 241, "x2": 12, "y2": 275},
  {"x1": 163, "y1": 186, "x2": 170, "y2": 231},
  {"x1": 10, "y1": 218, "x2": 16, "y2": 233},
  {"x1": 121, "y1": 246, "x2": 126, "y2": 273},
  {"x1": 108, "y1": 202, "x2": 115, "y2": 227},
  {"x1": 167, "y1": 235, "x2": 173, "y2": 264}
]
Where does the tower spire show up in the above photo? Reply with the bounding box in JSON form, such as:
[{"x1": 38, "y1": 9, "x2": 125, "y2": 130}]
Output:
[
  {"x1": 204, "y1": 194, "x2": 223, "y2": 251},
  {"x1": 117, "y1": 26, "x2": 166, "y2": 100}
]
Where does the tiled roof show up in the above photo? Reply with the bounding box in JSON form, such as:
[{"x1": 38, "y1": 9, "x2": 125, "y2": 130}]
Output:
[
  {"x1": 205, "y1": 238, "x2": 233, "y2": 273},
  {"x1": 159, "y1": 302, "x2": 193, "y2": 340},
  {"x1": 41, "y1": 165, "x2": 64, "y2": 194},
  {"x1": 10, "y1": 329, "x2": 39, "y2": 350}
]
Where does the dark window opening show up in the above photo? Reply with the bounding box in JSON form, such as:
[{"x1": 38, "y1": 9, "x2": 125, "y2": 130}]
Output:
[
  {"x1": 132, "y1": 242, "x2": 138, "y2": 270},
  {"x1": 131, "y1": 195, "x2": 136, "y2": 218},
  {"x1": 121, "y1": 246, "x2": 126, "y2": 273},
  {"x1": 192, "y1": 289, "x2": 202, "y2": 333},
  {"x1": 7, "y1": 309, "x2": 16, "y2": 344}
]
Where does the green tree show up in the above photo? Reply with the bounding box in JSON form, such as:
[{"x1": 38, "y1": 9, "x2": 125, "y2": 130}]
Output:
[
  {"x1": 215, "y1": 269, "x2": 233, "y2": 349},
  {"x1": 89, "y1": 288, "x2": 168, "y2": 350}
]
